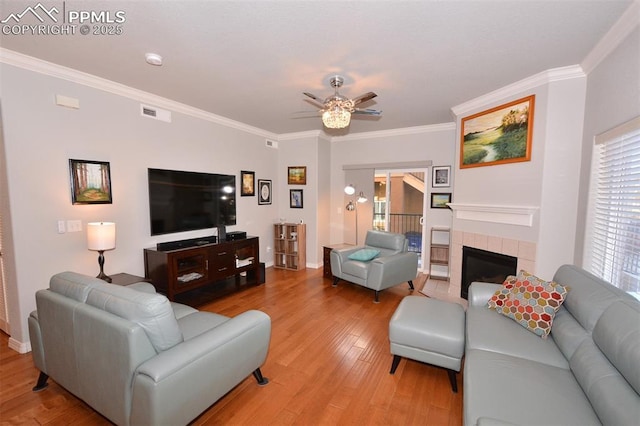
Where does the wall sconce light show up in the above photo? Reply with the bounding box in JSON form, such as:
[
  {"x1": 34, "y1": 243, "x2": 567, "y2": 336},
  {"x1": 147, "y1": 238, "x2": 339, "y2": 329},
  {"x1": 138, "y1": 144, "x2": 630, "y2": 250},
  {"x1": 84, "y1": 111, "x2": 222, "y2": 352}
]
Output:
[{"x1": 87, "y1": 222, "x2": 116, "y2": 282}]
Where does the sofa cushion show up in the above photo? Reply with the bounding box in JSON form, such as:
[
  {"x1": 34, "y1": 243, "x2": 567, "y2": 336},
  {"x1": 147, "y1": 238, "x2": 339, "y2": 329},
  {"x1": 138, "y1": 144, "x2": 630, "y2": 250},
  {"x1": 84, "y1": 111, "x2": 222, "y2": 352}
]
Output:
[
  {"x1": 50, "y1": 271, "x2": 104, "y2": 302},
  {"x1": 363, "y1": 229, "x2": 406, "y2": 252},
  {"x1": 592, "y1": 300, "x2": 640, "y2": 395},
  {"x1": 348, "y1": 248, "x2": 380, "y2": 261},
  {"x1": 466, "y1": 303, "x2": 569, "y2": 369},
  {"x1": 553, "y1": 264, "x2": 630, "y2": 333},
  {"x1": 86, "y1": 283, "x2": 183, "y2": 352},
  {"x1": 178, "y1": 311, "x2": 229, "y2": 341},
  {"x1": 488, "y1": 270, "x2": 569, "y2": 338},
  {"x1": 464, "y1": 349, "x2": 601, "y2": 426}
]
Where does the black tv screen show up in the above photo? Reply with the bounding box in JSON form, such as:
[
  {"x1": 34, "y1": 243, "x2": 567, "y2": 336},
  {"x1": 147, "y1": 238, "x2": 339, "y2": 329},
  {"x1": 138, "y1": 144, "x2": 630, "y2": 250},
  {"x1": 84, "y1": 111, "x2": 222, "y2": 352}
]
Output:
[{"x1": 148, "y1": 168, "x2": 236, "y2": 236}]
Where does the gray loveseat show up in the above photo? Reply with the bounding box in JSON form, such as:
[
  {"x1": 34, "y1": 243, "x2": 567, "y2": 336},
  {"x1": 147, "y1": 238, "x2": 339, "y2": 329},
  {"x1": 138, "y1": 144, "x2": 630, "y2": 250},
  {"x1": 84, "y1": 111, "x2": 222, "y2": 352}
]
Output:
[
  {"x1": 28, "y1": 272, "x2": 271, "y2": 426},
  {"x1": 464, "y1": 264, "x2": 640, "y2": 426},
  {"x1": 330, "y1": 230, "x2": 418, "y2": 302}
]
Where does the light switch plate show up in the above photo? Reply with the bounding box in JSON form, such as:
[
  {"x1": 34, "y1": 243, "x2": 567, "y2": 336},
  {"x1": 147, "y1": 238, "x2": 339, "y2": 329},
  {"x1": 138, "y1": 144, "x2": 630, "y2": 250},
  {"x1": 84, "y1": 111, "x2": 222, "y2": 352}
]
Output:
[{"x1": 67, "y1": 220, "x2": 82, "y2": 232}]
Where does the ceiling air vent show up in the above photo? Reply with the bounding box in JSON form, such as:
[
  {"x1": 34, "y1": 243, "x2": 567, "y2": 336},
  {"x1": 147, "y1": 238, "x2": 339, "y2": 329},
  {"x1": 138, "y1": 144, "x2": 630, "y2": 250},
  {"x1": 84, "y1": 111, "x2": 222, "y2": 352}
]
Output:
[
  {"x1": 140, "y1": 104, "x2": 172, "y2": 123},
  {"x1": 265, "y1": 139, "x2": 278, "y2": 149}
]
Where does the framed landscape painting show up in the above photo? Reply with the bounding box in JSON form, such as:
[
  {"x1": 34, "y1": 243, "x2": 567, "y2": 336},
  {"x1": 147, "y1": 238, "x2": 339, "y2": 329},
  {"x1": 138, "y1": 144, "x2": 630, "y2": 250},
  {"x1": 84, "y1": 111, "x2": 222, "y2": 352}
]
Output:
[
  {"x1": 431, "y1": 193, "x2": 451, "y2": 209},
  {"x1": 460, "y1": 95, "x2": 535, "y2": 169},
  {"x1": 69, "y1": 159, "x2": 112, "y2": 204},
  {"x1": 287, "y1": 166, "x2": 307, "y2": 185}
]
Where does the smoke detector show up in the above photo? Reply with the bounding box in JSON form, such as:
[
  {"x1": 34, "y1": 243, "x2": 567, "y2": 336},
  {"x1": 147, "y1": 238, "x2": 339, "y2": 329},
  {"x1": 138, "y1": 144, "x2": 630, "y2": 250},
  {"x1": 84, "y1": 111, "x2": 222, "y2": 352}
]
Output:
[{"x1": 145, "y1": 53, "x2": 163, "y2": 66}]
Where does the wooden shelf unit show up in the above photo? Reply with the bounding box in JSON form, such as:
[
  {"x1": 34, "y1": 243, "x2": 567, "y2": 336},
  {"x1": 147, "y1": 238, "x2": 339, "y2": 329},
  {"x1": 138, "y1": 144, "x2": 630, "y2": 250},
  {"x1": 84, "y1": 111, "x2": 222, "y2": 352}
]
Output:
[
  {"x1": 274, "y1": 223, "x2": 306, "y2": 270},
  {"x1": 429, "y1": 227, "x2": 450, "y2": 281}
]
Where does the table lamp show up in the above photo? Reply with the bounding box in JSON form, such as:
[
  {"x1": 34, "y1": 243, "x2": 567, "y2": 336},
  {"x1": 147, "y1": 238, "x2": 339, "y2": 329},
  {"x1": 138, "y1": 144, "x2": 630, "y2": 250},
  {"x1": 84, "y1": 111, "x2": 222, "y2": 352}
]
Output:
[{"x1": 87, "y1": 222, "x2": 116, "y2": 282}]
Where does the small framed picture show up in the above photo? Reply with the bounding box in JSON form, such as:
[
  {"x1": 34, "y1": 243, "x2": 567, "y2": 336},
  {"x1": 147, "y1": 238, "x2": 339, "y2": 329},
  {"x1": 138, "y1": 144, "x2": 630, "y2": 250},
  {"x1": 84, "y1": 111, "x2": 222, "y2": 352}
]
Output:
[
  {"x1": 69, "y1": 159, "x2": 112, "y2": 204},
  {"x1": 431, "y1": 193, "x2": 452, "y2": 209},
  {"x1": 258, "y1": 179, "x2": 272, "y2": 205},
  {"x1": 432, "y1": 166, "x2": 451, "y2": 187},
  {"x1": 241, "y1": 170, "x2": 255, "y2": 196},
  {"x1": 290, "y1": 189, "x2": 303, "y2": 208},
  {"x1": 288, "y1": 166, "x2": 307, "y2": 185}
]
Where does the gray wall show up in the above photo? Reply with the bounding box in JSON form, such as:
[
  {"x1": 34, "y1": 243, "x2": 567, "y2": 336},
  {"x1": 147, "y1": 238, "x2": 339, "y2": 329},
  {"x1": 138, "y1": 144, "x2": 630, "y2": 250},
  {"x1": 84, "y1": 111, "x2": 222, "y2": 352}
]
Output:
[
  {"x1": 0, "y1": 64, "x2": 280, "y2": 345},
  {"x1": 575, "y1": 27, "x2": 640, "y2": 266}
]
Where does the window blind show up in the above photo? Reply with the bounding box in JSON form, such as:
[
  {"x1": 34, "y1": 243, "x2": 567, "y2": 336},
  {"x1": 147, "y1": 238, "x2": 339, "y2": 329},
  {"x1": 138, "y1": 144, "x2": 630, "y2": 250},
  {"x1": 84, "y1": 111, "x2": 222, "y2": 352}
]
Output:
[{"x1": 585, "y1": 116, "x2": 640, "y2": 295}]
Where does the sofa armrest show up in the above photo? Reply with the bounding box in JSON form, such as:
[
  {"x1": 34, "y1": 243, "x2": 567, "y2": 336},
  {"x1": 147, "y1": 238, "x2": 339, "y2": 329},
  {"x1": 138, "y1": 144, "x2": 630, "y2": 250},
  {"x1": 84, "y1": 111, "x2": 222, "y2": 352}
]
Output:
[
  {"x1": 476, "y1": 417, "x2": 519, "y2": 426},
  {"x1": 330, "y1": 246, "x2": 364, "y2": 277},
  {"x1": 367, "y1": 252, "x2": 418, "y2": 291},
  {"x1": 130, "y1": 310, "x2": 271, "y2": 425},
  {"x1": 126, "y1": 282, "x2": 156, "y2": 293},
  {"x1": 468, "y1": 282, "x2": 502, "y2": 307}
]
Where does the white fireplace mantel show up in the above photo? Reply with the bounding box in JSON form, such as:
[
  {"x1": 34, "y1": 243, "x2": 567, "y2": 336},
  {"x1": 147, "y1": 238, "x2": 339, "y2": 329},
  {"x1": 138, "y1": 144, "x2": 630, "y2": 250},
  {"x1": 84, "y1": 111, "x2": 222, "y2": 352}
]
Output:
[{"x1": 447, "y1": 203, "x2": 539, "y2": 227}]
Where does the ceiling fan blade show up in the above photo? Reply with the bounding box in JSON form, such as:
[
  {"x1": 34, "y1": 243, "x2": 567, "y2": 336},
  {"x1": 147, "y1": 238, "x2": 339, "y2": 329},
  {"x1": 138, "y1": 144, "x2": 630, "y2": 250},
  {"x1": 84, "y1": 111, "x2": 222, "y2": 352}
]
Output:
[
  {"x1": 302, "y1": 99, "x2": 326, "y2": 110},
  {"x1": 352, "y1": 92, "x2": 377, "y2": 105},
  {"x1": 291, "y1": 110, "x2": 321, "y2": 118},
  {"x1": 353, "y1": 108, "x2": 382, "y2": 116},
  {"x1": 303, "y1": 92, "x2": 324, "y2": 102}
]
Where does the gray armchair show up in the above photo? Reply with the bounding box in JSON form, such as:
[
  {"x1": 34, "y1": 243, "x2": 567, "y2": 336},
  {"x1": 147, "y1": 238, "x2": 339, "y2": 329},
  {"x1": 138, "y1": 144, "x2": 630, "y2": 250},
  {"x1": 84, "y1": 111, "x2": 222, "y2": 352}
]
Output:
[
  {"x1": 28, "y1": 272, "x2": 271, "y2": 426},
  {"x1": 330, "y1": 230, "x2": 419, "y2": 302}
]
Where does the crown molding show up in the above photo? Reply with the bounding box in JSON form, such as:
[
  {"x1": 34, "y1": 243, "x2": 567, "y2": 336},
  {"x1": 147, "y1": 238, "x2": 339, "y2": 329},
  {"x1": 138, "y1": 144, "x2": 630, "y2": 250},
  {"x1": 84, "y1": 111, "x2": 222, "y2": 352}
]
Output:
[
  {"x1": 278, "y1": 130, "x2": 325, "y2": 141},
  {"x1": 0, "y1": 48, "x2": 279, "y2": 139},
  {"x1": 581, "y1": 0, "x2": 640, "y2": 74},
  {"x1": 450, "y1": 65, "x2": 585, "y2": 119},
  {"x1": 332, "y1": 122, "x2": 456, "y2": 142}
]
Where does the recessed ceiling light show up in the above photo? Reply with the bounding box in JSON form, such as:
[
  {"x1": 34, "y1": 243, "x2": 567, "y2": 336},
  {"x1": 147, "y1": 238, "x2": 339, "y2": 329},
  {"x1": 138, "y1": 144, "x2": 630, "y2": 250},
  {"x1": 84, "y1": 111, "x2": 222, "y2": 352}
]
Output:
[{"x1": 145, "y1": 53, "x2": 163, "y2": 66}]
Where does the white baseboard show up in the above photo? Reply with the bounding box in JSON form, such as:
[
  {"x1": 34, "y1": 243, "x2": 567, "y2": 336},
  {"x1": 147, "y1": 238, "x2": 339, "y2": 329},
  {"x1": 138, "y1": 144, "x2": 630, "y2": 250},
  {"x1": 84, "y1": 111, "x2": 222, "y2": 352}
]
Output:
[{"x1": 8, "y1": 337, "x2": 31, "y2": 354}]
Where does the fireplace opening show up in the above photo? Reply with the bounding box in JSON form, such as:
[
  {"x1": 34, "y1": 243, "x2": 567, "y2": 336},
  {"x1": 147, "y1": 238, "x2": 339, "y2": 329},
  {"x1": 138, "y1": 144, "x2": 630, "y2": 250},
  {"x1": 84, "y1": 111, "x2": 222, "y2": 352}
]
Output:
[{"x1": 461, "y1": 246, "x2": 517, "y2": 299}]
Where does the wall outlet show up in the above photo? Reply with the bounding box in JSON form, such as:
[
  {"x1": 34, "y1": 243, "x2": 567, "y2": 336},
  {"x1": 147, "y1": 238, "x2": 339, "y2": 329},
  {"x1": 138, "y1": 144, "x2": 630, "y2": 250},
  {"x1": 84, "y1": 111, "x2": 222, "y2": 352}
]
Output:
[
  {"x1": 57, "y1": 220, "x2": 66, "y2": 234},
  {"x1": 266, "y1": 246, "x2": 272, "y2": 253}
]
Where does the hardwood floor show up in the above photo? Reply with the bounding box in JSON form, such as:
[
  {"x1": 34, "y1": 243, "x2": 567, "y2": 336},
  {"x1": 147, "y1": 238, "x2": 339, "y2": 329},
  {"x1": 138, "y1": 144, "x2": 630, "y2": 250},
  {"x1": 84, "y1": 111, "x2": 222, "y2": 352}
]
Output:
[{"x1": 0, "y1": 267, "x2": 463, "y2": 425}]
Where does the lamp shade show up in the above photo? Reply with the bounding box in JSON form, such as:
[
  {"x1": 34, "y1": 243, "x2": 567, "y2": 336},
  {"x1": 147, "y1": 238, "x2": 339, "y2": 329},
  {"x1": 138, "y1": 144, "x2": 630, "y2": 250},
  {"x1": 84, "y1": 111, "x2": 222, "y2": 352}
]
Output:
[
  {"x1": 344, "y1": 185, "x2": 356, "y2": 195},
  {"x1": 87, "y1": 222, "x2": 116, "y2": 251}
]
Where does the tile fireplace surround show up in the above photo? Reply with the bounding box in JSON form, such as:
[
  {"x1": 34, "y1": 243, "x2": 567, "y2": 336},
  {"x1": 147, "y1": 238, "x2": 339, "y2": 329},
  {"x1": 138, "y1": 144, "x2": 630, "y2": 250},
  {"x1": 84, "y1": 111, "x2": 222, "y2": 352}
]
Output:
[{"x1": 446, "y1": 231, "x2": 537, "y2": 299}]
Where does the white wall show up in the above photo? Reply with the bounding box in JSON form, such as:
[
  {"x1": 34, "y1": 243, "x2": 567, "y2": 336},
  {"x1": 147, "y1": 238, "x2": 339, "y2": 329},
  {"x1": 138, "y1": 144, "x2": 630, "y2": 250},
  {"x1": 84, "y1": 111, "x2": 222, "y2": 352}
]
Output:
[
  {"x1": 277, "y1": 135, "x2": 324, "y2": 267},
  {"x1": 575, "y1": 26, "x2": 640, "y2": 266},
  {"x1": 0, "y1": 64, "x2": 280, "y2": 347},
  {"x1": 451, "y1": 74, "x2": 587, "y2": 281}
]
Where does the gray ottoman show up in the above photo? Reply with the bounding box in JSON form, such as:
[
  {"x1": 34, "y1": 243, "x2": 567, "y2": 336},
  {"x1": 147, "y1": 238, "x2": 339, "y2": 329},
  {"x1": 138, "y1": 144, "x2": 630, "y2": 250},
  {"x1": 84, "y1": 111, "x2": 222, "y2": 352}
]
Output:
[{"x1": 389, "y1": 295, "x2": 465, "y2": 392}]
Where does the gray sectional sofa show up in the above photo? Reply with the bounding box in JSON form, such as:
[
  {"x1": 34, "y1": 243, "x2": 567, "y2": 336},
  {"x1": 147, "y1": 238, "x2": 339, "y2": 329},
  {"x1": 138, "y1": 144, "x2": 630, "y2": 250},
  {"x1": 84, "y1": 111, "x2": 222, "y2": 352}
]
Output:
[
  {"x1": 464, "y1": 264, "x2": 640, "y2": 426},
  {"x1": 28, "y1": 272, "x2": 271, "y2": 426}
]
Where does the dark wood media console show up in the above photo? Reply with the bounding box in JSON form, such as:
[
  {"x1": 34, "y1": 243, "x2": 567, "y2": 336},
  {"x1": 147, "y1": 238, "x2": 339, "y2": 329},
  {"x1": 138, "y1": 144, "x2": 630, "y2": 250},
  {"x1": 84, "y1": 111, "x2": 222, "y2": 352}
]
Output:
[{"x1": 144, "y1": 236, "x2": 261, "y2": 305}]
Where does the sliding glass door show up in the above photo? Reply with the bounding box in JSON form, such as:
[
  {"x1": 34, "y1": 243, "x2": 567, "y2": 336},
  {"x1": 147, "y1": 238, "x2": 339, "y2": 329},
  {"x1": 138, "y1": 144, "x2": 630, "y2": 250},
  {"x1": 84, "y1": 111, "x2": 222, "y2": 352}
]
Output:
[{"x1": 374, "y1": 169, "x2": 427, "y2": 269}]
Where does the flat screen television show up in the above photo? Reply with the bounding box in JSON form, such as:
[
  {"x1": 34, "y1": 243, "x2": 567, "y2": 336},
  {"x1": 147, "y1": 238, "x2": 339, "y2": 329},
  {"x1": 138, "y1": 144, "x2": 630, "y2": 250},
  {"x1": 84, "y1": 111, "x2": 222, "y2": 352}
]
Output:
[{"x1": 148, "y1": 168, "x2": 236, "y2": 236}]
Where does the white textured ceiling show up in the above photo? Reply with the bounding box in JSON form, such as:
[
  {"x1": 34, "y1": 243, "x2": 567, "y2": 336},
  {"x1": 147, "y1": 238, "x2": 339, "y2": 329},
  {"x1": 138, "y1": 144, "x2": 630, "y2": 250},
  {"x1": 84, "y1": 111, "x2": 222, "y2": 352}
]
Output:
[{"x1": 0, "y1": 0, "x2": 633, "y2": 135}]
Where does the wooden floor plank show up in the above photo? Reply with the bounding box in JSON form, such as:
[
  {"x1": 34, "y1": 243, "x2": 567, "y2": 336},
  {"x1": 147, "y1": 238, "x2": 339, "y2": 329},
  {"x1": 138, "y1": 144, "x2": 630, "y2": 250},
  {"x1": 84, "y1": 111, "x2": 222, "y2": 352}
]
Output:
[{"x1": 0, "y1": 267, "x2": 463, "y2": 425}]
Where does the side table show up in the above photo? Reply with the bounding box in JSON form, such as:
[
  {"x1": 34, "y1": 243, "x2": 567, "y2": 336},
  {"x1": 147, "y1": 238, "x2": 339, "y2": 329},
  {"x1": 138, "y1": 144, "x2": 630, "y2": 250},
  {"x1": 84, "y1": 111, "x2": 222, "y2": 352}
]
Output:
[
  {"x1": 109, "y1": 273, "x2": 150, "y2": 286},
  {"x1": 323, "y1": 244, "x2": 353, "y2": 279}
]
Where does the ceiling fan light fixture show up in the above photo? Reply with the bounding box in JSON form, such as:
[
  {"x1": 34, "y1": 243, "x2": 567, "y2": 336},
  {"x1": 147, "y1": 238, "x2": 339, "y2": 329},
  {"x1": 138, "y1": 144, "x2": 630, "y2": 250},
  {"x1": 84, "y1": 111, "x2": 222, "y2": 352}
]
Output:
[{"x1": 322, "y1": 107, "x2": 351, "y2": 129}]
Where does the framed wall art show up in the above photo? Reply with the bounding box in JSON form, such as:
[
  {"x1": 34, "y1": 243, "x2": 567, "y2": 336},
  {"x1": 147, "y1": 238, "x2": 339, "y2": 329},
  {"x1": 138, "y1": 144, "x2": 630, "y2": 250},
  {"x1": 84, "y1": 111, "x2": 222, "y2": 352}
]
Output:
[
  {"x1": 432, "y1": 166, "x2": 451, "y2": 187},
  {"x1": 460, "y1": 95, "x2": 535, "y2": 169},
  {"x1": 287, "y1": 166, "x2": 307, "y2": 185},
  {"x1": 69, "y1": 159, "x2": 112, "y2": 204},
  {"x1": 258, "y1": 179, "x2": 272, "y2": 205},
  {"x1": 430, "y1": 193, "x2": 452, "y2": 209},
  {"x1": 241, "y1": 170, "x2": 255, "y2": 196},
  {"x1": 290, "y1": 189, "x2": 303, "y2": 208}
]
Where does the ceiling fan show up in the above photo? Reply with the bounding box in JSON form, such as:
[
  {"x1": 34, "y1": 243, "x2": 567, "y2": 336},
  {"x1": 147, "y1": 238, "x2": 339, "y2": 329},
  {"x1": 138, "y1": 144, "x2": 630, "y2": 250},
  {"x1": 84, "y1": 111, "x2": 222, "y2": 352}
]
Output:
[{"x1": 303, "y1": 75, "x2": 382, "y2": 129}]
